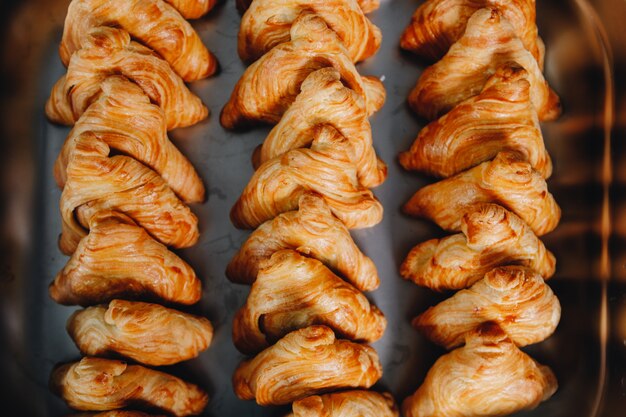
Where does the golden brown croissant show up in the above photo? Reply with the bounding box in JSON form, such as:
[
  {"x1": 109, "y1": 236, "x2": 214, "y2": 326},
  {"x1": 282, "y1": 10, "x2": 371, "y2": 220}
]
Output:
[
  {"x1": 402, "y1": 322, "x2": 557, "y2": 417},
  {"x1": 255, "y1": 68, "x2": 386, "y2": 188},
  {"x1": 165, "y1": 0, "x2": 216, "y2": 19},
  {"x1": 59, "y1": 132, "x2": 199, "y2": 254},
  {"x1": 226, "y1": 193, "x2": 379, "y2": 291},
  {"x1": 67, "y1": 299, "x2": 213, "y2": 366},
  {"x1": 403, "y1": 152, "x2": 561, "y2": 236},
  {"x1": 399, "y1": 64, "x2": 552, "y2": 179},
  {"x1": 47, "y1": 27, "x2": 208, "y2": 130},
  {"x1": 59, "y1": 0, "x2": 216, "y2": 81},
  {"x1": 408, "y1": 8, "x2": 560, "y2": 121},
  {"x1": 230, "y1": 125, "x2": 383, "y2": 230},
  {"x1": 51, "y1": 357, "x2": 208, "y2": 416},
  {"x1": 400, "y1": 0, "x2": 544, "y2": 67},
  {"x1": 54, "y1": 76, "x2": 204, "y2": 204},
  {"x1": 401, "y1": 203, "x2": 556, "y2": 290},
  {"x1": 414, "y1": 266, "x2": 560, "y2": 349},
  {"x1": 236, "y1": 0, "x2": 380, "y2": 15},
  {"x1": 233, "y1": 325, "x2": 382, "y2": 406},
  {"x1": 233, "y1": 250, "x2": 386, "y2": 354},
  {"x1": 288, "y1": 391, "x2": 399, "y2": 417},
  {"x1": 221, "y1": 12, "x2": 385, "y2": 129},
  {"x1": 238, "y1": 0, "x2": 381, "y2": 63}
]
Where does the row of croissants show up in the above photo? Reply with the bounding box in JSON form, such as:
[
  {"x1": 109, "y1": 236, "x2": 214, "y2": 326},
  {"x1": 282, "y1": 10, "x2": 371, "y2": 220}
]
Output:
[{"x1": 45, "y1": 0, "x2": 219, "y2": 416}]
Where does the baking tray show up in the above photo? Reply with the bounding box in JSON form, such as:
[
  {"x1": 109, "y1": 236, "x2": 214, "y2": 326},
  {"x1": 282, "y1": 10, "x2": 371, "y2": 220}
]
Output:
[{"x1": 0, "y1": 0, "x2": 624, "y2": 416}]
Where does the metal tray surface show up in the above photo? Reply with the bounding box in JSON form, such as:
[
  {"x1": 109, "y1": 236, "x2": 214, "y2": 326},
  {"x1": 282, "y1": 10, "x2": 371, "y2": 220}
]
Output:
[{"x1": 0, "y1": 0, "x2": 624, "y2": 416}]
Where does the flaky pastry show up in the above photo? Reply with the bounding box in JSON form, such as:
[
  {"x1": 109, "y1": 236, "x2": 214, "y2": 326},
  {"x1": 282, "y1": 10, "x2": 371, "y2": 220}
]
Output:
[
  {"x1": 403, "y1": 152, "x2": 561, "y2": 236},
  {"x1": 233, "y1": 325, "x2": 382, "y2": 405},
  {"x1": 288, "y1": 391, "x2": 399, "y2": 417},
  {"x1": 165, "y1": 0, "x2": 216, "y2": 19},
  {"x1": 236, "y1": 0, "x2": 380, "y2": 15}
]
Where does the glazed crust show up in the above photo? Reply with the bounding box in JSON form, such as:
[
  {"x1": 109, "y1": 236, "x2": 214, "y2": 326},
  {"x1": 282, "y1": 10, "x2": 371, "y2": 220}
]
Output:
[
  {"x1": 403, "y1": 152, "x2": 561, "y2": 236},
  {"x1": 232, "y1": 250, "x2": 386, "y2": 354},
  {"x1": 51, "y1": 357, "x2": 208, "y2": 416},
  {"x1": 68, "y1": 300, "x2": 213, "y2": 366},
  {"x1": 165, "y1": 0, "x2": 216, "y2": 19},
  {"x1": 226, "y1": 193, "x2": 379, "y2": 291},
  {"x1": 288, "y1": 390, "x2": 399, "y2": 417},
  {"x1": 408, "y1": 8, "x2": 560, "y2": 121},
  {"x1": 59, "y1": 0, "x2": 216, "y2": 81},
  {"x1": 236, "y1": 0, "x2": 380, "y2": 15},
  {"x1": 232, "y1": 326, "x2": 382, "y2": 406},
  {"x1": 401, "y1": 203, "x2": 556, "y2": 291}
]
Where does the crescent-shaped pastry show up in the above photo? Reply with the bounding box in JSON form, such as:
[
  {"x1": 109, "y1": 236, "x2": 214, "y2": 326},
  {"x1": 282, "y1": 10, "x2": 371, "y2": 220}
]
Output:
[
  {"x1": 255, "y1": 68, "x2": 386, "y2": 188},
  {"x1": 233, "y1": 325, "x2": 382, "y2": 406},
  {"x1": 230, "y1": 125, "x2": 383, "y2": 230},
  {"x1": 165, "y1": 0, "x2": 216, "y2": 19},
  {"x1": 238, "y1": 0, "x2": 381, "y2": 63},
  {"x1": 403, "y1": 152, "x2": 561, "y2": 236},
  {"x1": 408, "y1": 8, "x2": 560, "y2": 121},
  {"x1": 59, "y1": 0, "x2": 216, "y2": 81},
  {"x1": 401, "y1": 203, "x2": 556, "y2": 290},
  {"x1": 59, "y1": 132, "x2": 199, "y2": 254},
  {"x1": 47, "y1": 27, "x2": 208, "y2": 130},
  {"x1": 49, "y1": 211, "x2": 201, "y2": 306},
  {"x1": 399, "y1": 64, "x2": 552, "y2": 179},
  {"x1": 402, "y1": 322, "x2": 557, "y2": 417},
  {"x1": 288, "y1": 391, "x2": 399, "y2": 417},
  {"x1": 67, "y1": 300, "x2": 213, "y2": 366},
  {"x1": 233, "y1": 250, "x2": 386, "y2": 354},
  {"x1": 54, "y1": 76, "x2": 204, "y2": 204},
  {"x1": 51, "y1": 357, "x2": 208, "y2": 416},
  {"x1": 414, "y1": 266, "x2": 560, "y2": 349},
  {"x1": 226, "y1": 193, "x2": 379, "y2": 291},
  {"x1": 221, "y1": 12, "x2": 385, "y2": 129},
  {"x1": 236, "y1": 0, "x2": 380, "y2": 15},
  {"x1": 400, "y1": 0, "x2": 544, "y2": 67}
]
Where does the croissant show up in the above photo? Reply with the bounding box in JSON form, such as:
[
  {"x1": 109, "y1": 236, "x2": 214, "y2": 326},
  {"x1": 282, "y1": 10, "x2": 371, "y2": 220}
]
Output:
[
  {"x1": 59, "y1": 0, "x2": 216, "y2": 81},
  {"x1": 47, "y1": 27, "x2": 208, "y2": 130},
  {"x1": 54, "y1": 76, "x2": 204, "y2": 204},
  {"x1": 233, "y1": 250, "x2": 386, "y2": 354},
  {"x1": 231, "y1": 125, "x2": 383, "y2": 230},
  {"x1": 59, "y1": 132, "x2": 199, "y2": 254},
  {"x1": 401, "y1": 203, "x2": 556, "y2": 291},
  {"x1": 255, "y1": 68, "x2": 386, "y2": 188},
  {"x1": 221, "y1": 12, "x2": 385, "y2": 129},
  {"x1": 68, "y1": 412, "x2": 165, "y2": 417},
  {"x1": 50, "y1": 211, "x2": 201, "y2": 306},
  {"x1": 399, "y1": 64, "x2": 552, "y2": 179},
  {"x1": 67, "y1": 299, "x2": 213, "y2": 366},
  {"x1": 165, "y1": 0, "x2": 216, "y2": 19},
  {"x1": 238, "y1": 0, "x2": 381, "y2": 63},
  {"x1": 408, "y1": 8, "x2": 560, "y2": 121},
  {"x1": 51, "y1": 357, "x2": 208, "y2": 416},
  {"x1": 403, "y1": 152, "x2": 561, "y2": 236},
  {"x1": 227, "y1": 193, "x2": 379, "y2": 291},
  {"x1": 233, "y1": 325, "x2": 382, "y2": 406},
  {"x1": 400, "y1": 0, "x2": 544, "y2": 67},
  {"x1": 236, "y1": 0, "x2": 380, "y2": 15},
  {"x1": 402, "y1": 322, "x2": 557, "y2": 417},
  {"x1": 288, "y1": 391, "x2": 399, "y2": 417}
]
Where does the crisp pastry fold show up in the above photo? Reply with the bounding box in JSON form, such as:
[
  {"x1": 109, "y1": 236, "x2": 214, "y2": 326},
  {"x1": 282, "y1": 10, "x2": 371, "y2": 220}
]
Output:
[
  {"x1": 221, "y1": 12, "x2": 385, "y2": 129},
  {"x1": 55, "y1": 76, "x2": 204, "y2": 204},
  {"x1": 227, "y1": 193, "x2": 379, "y2": 291},
  {"x1": 408, "y1": 8, "x2": 560, "y2": 121},
  {"x1": 59, "y1": 132, "x2": 199, "y2": 254},
  {"x1": 59, "y1": 0, "x2": 216, "y2": 81},
  {"x1": 414, "y1": 266, "x2": 560, "y2": 349},
  {"x1": 50, "y1": 211, "x2": 201, "y2": 306},
  {"x1": 51, "y1": 357, "x2": 208, "y2": 416},
  {"x1": 402, "y1": 322, "x2": 557, "y2": 417},
  {"x1": 67, "y1": 300, "x2": 213, "y2": 366},
  {"x1": 165, "y1": 0, "x2": 216, "y2": 19},
  {"x1": 236, "y1": 0, "x2": 380, "y2": 15},
  {"x1": 47, "y1": 27, "x2": 208, "y2": 130},
  {"x1": 399, "y1": 64, "x2": 552, "y2": 179},
  {"x1": 255, "y1": 68, "x2": 386, "y2": 188},
  {"x1": 233, "y1": 325, "x2": 382, "y2": 406},
  {"x1": 233, "y1": 250, "x2": 386, "y2": 354},
  {"x1": 400, "y1": 0, "x2": 544, "y2": 67},
  {"x1": 403, "y1": 152, "x2": 561, "y2": 236},
  {"x1": 230, "y1": 125, "x2": 383, "y2": 230},
  {"x1": 238, "y1": 0, "x2": 381, "y2": 63},
  {"x1": 401, "y1": 203, "x2": 556, "y2": 291},
  {"x1": 288, "y1": 391, "x2": 399, "y2": 417}
]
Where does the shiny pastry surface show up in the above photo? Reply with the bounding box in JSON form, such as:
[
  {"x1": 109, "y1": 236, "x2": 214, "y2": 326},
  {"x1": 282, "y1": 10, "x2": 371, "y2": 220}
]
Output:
[
  {"x1": 165, "y1": 0, "x2": 216, "y2": 19},
  {"x1": 236, "y1": 0, "x2": 380, "y2": 15},
  {"x1": 288, "y1": 390, "x2": 399, "y2": 417}
]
